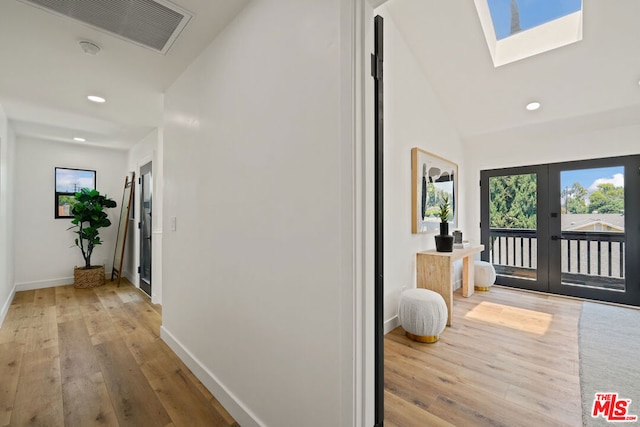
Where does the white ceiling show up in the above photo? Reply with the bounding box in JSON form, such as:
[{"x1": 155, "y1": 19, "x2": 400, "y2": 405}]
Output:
[
  {"x1": 384, "y1": 0, "x2": 640, "y2": 142},
  {"x1": 0, "y1": 0, "x2": 250, "y2": 150},
  {"x1": 2, "y1": 0, "x2": 639, "y2": 150}
]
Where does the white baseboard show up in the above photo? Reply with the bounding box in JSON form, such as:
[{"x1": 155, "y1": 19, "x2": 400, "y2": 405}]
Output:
[
  {"x1": 160, "y1": 326, "x2": 264, "y2": 427},
  {"x1": 15, "y1": 277, "x2": 74, "y2": 291},
  {"x1": 0, "y1": 284, "x2": 16, "y2": 328},
  {"x1": 123, "y1": 271, "x2": 137, "y2": 286},
  {"x1": 384, "y1": 315, "x2": 400, "y2": 335}
]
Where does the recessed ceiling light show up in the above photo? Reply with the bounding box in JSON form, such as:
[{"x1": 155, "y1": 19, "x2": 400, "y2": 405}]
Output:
[
  {"x1": 526, "y1": 101, "x2": 541, "y2": 111},
  {"x1": 73, "y1": 137, "x2": 86, "y2": 142},
  {"x1": 87, "y1": 95, "x2": 106, "y2": 103}
]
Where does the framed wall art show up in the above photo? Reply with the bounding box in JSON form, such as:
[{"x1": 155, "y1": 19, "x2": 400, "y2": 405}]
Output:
[{"x1": 411, "y1": 148, "x2": 458, "y2": 234}]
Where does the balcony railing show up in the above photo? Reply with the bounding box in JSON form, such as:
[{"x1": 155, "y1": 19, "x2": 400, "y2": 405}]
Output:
[{"x1": 489, "y1": 228, "x2": 625, "y2": 290}]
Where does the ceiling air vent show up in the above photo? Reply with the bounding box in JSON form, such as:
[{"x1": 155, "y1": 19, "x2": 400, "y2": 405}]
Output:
[{"x1": 18, "y1": 0, "x2": 192, "y2": 54}]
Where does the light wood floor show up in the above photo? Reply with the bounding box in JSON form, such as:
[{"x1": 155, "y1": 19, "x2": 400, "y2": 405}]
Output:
[
  {"x1": 0, "y1": 280, "x2": 238, "y2": 427},
  {"x1": 385, "y1": 286, "x2": 583, "y2": 427}
]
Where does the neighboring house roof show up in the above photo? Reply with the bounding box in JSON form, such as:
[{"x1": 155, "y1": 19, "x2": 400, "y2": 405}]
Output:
[{"x1": 562, "y1": 213, "x2": 625, "y2": 231}]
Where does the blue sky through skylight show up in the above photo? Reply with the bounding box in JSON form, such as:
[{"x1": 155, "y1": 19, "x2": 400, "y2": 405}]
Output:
[{"x1": 487, "y1": 0, "x2": 582, "y2": 40}]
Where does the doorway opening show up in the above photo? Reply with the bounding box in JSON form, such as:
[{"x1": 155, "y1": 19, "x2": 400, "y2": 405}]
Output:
[
  {"x1": 481, "y1": 155, "x2": 640, "y2": 306},
  {"x1": 140, "y1": 161, "x2": 152, "y2": 297}
]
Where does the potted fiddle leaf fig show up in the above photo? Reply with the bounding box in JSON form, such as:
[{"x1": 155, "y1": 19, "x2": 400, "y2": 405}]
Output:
[
  {"x1": 435, "y1": 194, "x2": 453, "y2": 252},
  {"x1": 68, "y1": 188, "x2": 117, "y2": 288}
]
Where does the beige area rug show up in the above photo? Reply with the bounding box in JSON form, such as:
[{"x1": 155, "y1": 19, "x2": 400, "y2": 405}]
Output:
[{"x1": 579, "y1": 302, "x2": 640, "y2": 426}]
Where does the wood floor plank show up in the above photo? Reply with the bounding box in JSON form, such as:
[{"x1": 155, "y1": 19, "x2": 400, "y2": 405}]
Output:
[
  {"x1": 115, "y1": 286, "x2": 145, "y2": 305},
  {"x1": 1, "y1": 281, "x2": 236, "y2": 426},
  {"x1": 0, "y1": 304, "x2": 31, "y2": 345},
  {"x1": 384, "y1": 390, "x2": 454, "y2": 427},
  {"x1": 33, "y1": 287, "x2": 56, "y2": 308},
  {"x1": 140, "y1": 344, "x2": 231, "y2": 427},
  {"x1": 58, "y1": 319, "x2": 118, "y2": 426},
  {"x1": 122, "y1": 299, "x2": 162, "y2": 339},
  {"x1": 387, "y1": 323, "x2": 580, "y2": 398},
  {"x1": 61, "y1": 373, "x2": 118, "y2": 427},
  {"x1": 55, "y1": 286, "x2": 84, "y2": 323},
  {"x1": 10, "y1": 346, "x2": 64, "y2": 427},
  {"x1": 80, "y1": 302, "x2": 122, "y2": 346},
  {"x1": 385, "y1": 286, "x2": 583, "y2": 427},
  {"x1": 93, "y1": 290, "x2": 139, "y2": 336},
  {"x1": 0, "y1": 342, "x2": 25, "y2": 426},
  {"x1": 25, "y1": 305, "x2": 58, "y2": 353},
  {"x1": 94, "y1": 337, "x2": 172, "y2": 426},
  {"x1": 11, "y1": 290, "x2": 34, "y2": 305}
]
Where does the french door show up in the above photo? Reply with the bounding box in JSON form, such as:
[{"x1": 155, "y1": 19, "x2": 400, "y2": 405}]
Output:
[{"x1": 481, "y1": 155, "x2": 640, "y2": 306}]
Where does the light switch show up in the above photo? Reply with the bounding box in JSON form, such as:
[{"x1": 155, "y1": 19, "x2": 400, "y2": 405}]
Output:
[{"x1": 170, "y1": 217, "x2": 177, "y2": 231}]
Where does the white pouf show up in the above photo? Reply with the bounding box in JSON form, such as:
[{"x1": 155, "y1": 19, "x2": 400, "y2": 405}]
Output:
[
  {"x1": 474, "y1": 260, "x2": 496, "y2": 291},
  {"x1": 398, "y1": 288, "x2": 447, "y2": 343}
]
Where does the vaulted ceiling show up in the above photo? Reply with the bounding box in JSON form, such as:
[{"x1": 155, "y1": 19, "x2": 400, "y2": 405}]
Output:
[
  {"x1": 385, "y1": 0, "x2": 640, "y2": 142},
  {"x1": 1, "y1": 0, "x2": 639, "y2": 150},
  {"x1": 0, "y1": 0, "x2": 250, "y2": 149}
]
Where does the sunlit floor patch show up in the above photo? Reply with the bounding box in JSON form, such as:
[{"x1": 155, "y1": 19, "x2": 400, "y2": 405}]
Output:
[{"x1": 464, "y1": 301, "x2": 553, "y2": 335}]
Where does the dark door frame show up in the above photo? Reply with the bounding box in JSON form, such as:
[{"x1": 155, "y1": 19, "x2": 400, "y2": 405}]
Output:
[
  {"x1": 372, "y1": 14, "x2": 384, "y2": 427},
  {"x1": 481, "y1": 155, "x2": 640, "y2": 306},
  {"x1": 480, "y1": 164, "x2": 550, "y2": 293},
  {"x1": 139, "y1": 161, "x2": 152, "y2": 297}
]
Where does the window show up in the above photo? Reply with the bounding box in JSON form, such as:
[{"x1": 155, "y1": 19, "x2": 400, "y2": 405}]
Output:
[{"x1": 55, "y1": 167, "x2": 96, "y2": 218}]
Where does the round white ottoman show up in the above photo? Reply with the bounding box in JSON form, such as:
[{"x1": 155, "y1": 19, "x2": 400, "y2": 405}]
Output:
[
  {"x1": 398, "y1": 289, "x2": 447, "y2": 343},
  {"x1": 474, "y1": 260, "x2": 496, "y2": 291}
]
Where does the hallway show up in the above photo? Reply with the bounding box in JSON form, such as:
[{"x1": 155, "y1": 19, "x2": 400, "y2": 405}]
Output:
[{"x1": 0, "y1": 281, "x2": 237, "y2": 426}]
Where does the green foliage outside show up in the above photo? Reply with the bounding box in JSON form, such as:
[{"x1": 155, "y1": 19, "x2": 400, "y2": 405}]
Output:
[
  {"x1": 562, "y1": 182, "x2": 624, "y2": 214},
  {"x1": 562, "y1": 182, "x2": 589, "y2": 213},
  {"x1": 58, "y1": 194, "x2": 75, "y2": 216},
  {"x1": 490, "y1": 174, "x2": 625, "y2": 229},
  {"x1": 489, "y1": 174, "x2": 537, "y2": 229},
  {"x1": 586, "y1": 183, "x2": 624, "y2": 214}
]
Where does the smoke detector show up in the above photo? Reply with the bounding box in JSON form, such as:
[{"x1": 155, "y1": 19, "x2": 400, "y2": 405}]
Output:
[{"x1": 79, "y1": 40, "x2": 101, "y2": 56}]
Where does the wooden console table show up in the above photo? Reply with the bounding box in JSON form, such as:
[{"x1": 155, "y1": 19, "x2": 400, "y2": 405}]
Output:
[{"x1": 416, "y1": 245, "x2": 484, "y2": 326}]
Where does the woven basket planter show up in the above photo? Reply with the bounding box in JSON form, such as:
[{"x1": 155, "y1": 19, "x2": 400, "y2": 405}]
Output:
[{"x1": 74, "y1": 265, "x2": 106, "y2": 289}]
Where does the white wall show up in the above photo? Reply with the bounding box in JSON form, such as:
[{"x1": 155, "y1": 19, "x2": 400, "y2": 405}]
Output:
[
  {"x1": 463, "y1": 123, "x2": 640, "y2": 247},
  {"x1": 379, "y1": 6, "x2": 465, "y2": 331},
  {"x1": 161, "y1": 1, "x2": 356, "y2": 426},
  {"x1": 13, "y1": 138, "x2": 127, "y2": 290},
  {"x1": 0, "y1": 105, "x2": 15, "y2": 325},
  {"x1": 126, "y1": 128, "x2": 164, "y2": 304}
]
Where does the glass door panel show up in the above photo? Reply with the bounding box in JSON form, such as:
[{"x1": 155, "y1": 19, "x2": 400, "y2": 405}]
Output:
[
  {"x1": 489, "y1": 173, "x2": 538, "y2": 281},
  {"x1": 549, "y1": 156, "x2": 640, "y2": 306},
  {"x1": 559, "y1": 167, "x2": 625, "y2": 292},
  {"x1": 481, "y1": 165, "x2": 549, "y2": 293}
]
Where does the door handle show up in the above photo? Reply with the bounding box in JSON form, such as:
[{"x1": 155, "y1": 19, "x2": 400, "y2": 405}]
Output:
[{"x1": 551, "y1": 235, "x2": 560, "y2": 240}]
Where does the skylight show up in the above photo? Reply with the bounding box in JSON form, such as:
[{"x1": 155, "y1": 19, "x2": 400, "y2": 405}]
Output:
[
  {"x1": 475, "y1": 0, "x2": 583, "y2": 67},
  {"x1": 488, "y1": 0, "x2": 582, "y2": 40}
]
